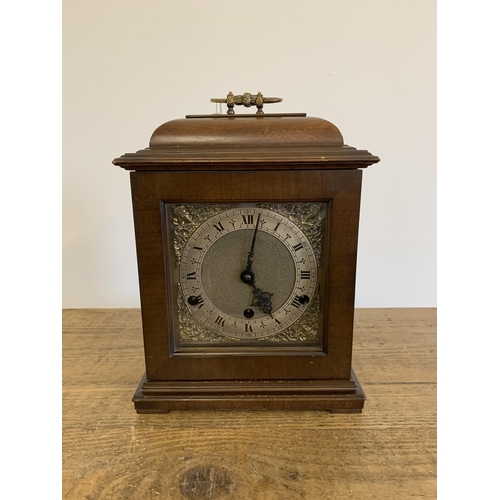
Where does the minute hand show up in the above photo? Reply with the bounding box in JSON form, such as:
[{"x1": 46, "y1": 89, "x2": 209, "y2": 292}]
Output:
[
  {"x1": 245, "y1": 213, "x2": 261, "y2": 272},
  {"x1": 239, "y1": 214, "x2": 273, "y2": 315}
]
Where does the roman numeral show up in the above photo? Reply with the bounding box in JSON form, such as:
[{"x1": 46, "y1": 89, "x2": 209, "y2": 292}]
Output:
[
  {"x1": 291, "y1": 296, "x2": 301, "y2": 308},
  {"x1": 292, "y1": 242, "x2": 304, "y2": 252},
  {"x1": 196, "y1": 295, "x2": 205, "y2": 309},
  {"x1": 193, "y1": 246, "x2": 203, "y2": 251},
  {"x1": 245, "y1": 323, "x2": 253, "y2": 333},
  {"x1": 186, "y1": 272, "x2": 196, "y2": 280},
  {"x1": 274, "y1": 317, "x2": 281, "y2": 325},
  {"x1": 242, "y1": 214, "x2": 254, "y2": 225},
  {"x1": 213, "y1": 221, "x2": 224, "y2": 232},
  {"x1": 273, "y1": 222, "x2": 281, "y2": 231},
  {"x1": 300, "y1": 270, "x2": 311, "y2": 280},
  {"x1": 214, "y1": 315, "x2": 225, "y2": 327}
]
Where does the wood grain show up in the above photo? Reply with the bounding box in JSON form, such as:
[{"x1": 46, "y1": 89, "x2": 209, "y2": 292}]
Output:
[
  {"x1": 129, "y1": 170, "x2": 363, "y2": 388},
  {"x1": 112, "y1": 114, "x2": 379, "y2": 170},
  {"x1": 115, "y1": 113, "x2": 378, "y2": 412},
  {"x1": 63, "y1": 308, "x2": 436, "y2": 499}
]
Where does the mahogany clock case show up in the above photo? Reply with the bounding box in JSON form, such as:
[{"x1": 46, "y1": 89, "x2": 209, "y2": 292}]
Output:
[{"x1": 113, "y1": 112, "x2": 379, "y2": 413}]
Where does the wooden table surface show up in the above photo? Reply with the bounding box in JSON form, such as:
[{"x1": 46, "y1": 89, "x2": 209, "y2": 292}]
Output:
[{"x1": 63, "y1": 308, "x2": 436, "y2": 500}]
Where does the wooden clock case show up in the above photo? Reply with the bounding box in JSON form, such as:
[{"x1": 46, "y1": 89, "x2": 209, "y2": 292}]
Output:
[{"x1": 113, "y1": 112, "x2": 379, "y2": 413}]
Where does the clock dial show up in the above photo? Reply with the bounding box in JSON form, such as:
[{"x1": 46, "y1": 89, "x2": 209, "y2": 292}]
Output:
[{"x1": 179, "y1": 207, "x2": 318, "y2": 339}]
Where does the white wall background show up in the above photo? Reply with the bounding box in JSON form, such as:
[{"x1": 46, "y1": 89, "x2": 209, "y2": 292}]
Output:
[{"x1": 62, "y1": 0, "x2": 436, "y2": 308}]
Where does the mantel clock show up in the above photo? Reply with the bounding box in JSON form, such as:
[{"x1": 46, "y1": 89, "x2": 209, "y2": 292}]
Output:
[{"x1": 113, "y1": 92, "x2": 379, "y2": 413}]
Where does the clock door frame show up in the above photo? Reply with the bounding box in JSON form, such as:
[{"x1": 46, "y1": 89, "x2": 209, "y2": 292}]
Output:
[{"x1": 130, "y1": 168, "x2": 362, "y2": 386}]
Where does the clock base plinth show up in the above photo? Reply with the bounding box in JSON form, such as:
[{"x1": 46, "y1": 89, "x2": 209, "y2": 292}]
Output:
[{"x1": 132, "y1": 370, "x2": 365, "y2": 414}]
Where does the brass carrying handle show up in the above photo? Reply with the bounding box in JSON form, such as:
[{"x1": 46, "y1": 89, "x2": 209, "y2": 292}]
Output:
[{"x1": 211, "y1": 92, "x2": 282, "y2": 115}]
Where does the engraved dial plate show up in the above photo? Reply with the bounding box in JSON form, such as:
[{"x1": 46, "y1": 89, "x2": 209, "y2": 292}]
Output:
[
  {"x1": 179, "y1": 207, "x2": 317, "y2": 339},
  {"x1": 165, "y1": 203, "x2": 326, "y2": 349}
]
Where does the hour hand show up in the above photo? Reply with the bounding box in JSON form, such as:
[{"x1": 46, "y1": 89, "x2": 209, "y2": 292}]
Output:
[
  {"x1": 251, "y1": 288, "x2": 273, "y2": 315},
  {"x1": 241, "y1": 278, "x2": 273, "y2": 315}
]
